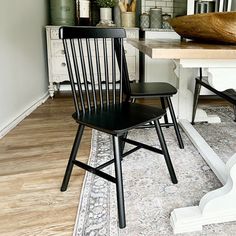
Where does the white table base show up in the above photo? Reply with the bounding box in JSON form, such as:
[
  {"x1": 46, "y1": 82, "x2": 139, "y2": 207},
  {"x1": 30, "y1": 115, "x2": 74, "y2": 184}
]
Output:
[
  {"x1": 170, "y1": 120, "x2": 236, "y2": 234},
  {"x1": 170, "y1": 60, "x2": 236, "y2": 234},
  {"x1": 173, "y1": 59, "x2": 236, "y2": 122}
]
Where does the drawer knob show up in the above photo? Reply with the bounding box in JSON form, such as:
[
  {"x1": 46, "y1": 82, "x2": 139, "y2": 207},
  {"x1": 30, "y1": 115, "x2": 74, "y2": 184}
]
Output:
[
  {"x1": 61, "y1": 50, "x2": 65, "y2": 54},
  {"x1": 61, "y1": 62, "x2": 66, "y2": 67}
]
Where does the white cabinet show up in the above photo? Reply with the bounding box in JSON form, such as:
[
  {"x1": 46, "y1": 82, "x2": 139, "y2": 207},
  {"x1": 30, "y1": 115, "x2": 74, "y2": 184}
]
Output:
[{"x1": 45, "y1": 26, "x2": 139, "y2": 97}]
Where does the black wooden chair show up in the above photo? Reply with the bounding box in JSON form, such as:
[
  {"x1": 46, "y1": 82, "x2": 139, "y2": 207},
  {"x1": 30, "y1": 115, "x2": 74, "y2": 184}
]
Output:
[
  {"x1": 192, "y1": 68, "x2": 236, "y2": 124},
  {"x1": 123, "y1": 80, "x2": 184, "y2": 149},
  {"x1": 59, "y1": 26, "x2": 177, "y2": 229}
]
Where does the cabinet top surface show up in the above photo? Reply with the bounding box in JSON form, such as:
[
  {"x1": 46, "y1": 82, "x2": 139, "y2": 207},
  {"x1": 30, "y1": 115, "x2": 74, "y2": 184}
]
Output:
[
  {"x1": 127, "y1": 38, "x2": 236, "y2": 59},
  {"x1": 45, "y1": 25, "x2": 139, "y2": 30}
]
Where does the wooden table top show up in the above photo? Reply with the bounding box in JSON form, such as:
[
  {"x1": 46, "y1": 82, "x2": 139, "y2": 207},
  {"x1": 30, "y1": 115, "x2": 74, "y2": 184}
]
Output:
[{"x1": 127, "y1": 39, "x2": 236, "y2": 59}]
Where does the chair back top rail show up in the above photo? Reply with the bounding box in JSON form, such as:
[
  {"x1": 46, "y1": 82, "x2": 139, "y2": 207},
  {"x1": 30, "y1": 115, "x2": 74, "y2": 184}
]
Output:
[{"x1": 59, "y1": 26, "x2": 126, "y2": 39}]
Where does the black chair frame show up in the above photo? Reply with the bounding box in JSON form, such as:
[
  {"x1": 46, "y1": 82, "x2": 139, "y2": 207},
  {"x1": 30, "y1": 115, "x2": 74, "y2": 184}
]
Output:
[
  {"x1": 130, "y1": 95, "x2": 184, "y2": 145},
  {"x1": 59, "y1": 26, "x2": 177, "y2": 229},
  {"x1": 120, "y1": 63, "x2": 184, "y2": 149},
  {"x1": 114, "y1": 42, "x2": 184, "y2": 149},
  {"x1": 192, "y1": 68, "x2": 236, "y2": 124}
]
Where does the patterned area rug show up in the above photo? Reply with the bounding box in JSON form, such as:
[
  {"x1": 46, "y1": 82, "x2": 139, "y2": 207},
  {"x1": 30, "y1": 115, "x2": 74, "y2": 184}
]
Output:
[{"x1": 73, "y1": 106, "x2": 236, "y2": 236}]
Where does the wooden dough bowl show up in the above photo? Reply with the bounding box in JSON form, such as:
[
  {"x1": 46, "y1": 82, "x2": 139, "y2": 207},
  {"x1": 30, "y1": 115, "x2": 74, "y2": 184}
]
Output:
[{"x1": 169, "y1": 12, "x2": 236, "y2": 44}]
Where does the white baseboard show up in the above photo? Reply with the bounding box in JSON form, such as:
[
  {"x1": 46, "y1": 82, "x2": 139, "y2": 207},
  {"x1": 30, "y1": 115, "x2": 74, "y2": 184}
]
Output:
[{"x1": 0, "y1": 92, "x2": 49, "y2": 139}]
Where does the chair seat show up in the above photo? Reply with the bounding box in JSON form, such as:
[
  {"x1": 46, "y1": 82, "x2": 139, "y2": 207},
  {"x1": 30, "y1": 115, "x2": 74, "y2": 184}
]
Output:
[
  {"x1": 130, "y1": 82, "x2": 177, "y2": 97},
  {"x1": 192, "y1": 75, "x2": 236, "y2": 124},
  {"x1": 73, "y1": 102, "x2": 165, "y2": 135},
  {"x1": 200, "y1": 77, "x2": 236, "y2": 104},
  {"x1": 220, "y1": 89, "x2": 236, "y2": 104}
]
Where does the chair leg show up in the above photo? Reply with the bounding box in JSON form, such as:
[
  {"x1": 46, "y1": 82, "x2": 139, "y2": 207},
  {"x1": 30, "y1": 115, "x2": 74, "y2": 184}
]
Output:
[
  {"x1": 160, "y1": 97, "x2": 169, "y2": 127},
  {"x1": 112, "y1": 135, "x2": 126, "y2": 229},
  {"x1": 192, "y1": 79, "x2": 202, "y2": 125},
  {"x1": 154, "y1": 119, "x2": 178, "y2": 184},
  {"x1": 120, "y1": 132, "x2": 128, "y2": 157},
  {"x1": 61, "y1": 125, "x2": 85, "y2": 192},
  {"x1": 166, "y1": 97, "x2": 184, "y2": 149}
]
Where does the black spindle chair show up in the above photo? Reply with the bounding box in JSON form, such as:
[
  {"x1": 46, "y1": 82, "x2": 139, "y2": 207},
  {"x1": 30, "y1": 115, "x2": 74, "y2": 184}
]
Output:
[
  {"x1": 122, "y1": 76, "x2": 184, "y2": 149},
  {"x1": 59, "y1": 26, "x2": 177, "y2": 229}
]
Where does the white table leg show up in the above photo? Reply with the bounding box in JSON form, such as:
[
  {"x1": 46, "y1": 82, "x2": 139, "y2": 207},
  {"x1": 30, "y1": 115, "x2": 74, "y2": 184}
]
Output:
[
  {"x1": 170, "y1": 120, "x2": 236, "y2": 234},
  {"x1": 173, "y1": 62, "x2": 220, "y2": 123}
]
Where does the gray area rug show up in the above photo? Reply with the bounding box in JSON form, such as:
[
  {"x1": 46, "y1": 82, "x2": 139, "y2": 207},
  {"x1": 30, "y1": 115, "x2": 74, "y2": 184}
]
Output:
[{"x1": 73, "y1": 106, "x2": 236, "y2": 236}]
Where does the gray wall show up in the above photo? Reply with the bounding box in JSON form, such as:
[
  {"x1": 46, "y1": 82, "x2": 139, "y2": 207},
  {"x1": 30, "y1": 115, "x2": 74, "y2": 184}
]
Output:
[
  {"x1": 232, "y1": 0, "x2": 236, "y2": 10},
  {"x1": 0, "y1": 0, "x2": 49, "y2": 135}
]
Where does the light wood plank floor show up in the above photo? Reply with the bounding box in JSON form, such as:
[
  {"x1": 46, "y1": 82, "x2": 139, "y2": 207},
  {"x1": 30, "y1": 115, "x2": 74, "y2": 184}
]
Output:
[
  {"x1": 0, "y1": 92, "x2": 231, "y2": 236},
  {"x1": 0, "y1": 93, "x2": 92, "y2": 236}
]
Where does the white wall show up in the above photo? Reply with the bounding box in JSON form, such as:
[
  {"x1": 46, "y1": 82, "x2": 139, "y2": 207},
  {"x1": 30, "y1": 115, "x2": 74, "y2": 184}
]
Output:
[
  {"x1": 232, "y1": 0, "x2": 236, "y2": 10},
  {"x1": 0, "y1": 0, "x2": 49, "y2": 137}
]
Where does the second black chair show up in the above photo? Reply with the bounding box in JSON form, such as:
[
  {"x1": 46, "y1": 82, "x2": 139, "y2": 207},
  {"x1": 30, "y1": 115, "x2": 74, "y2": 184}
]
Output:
[
  {"x1": 124, "y1": 81, "x2": 184, "y2": 149},
  {"x1": 192, "y1": 68, "x2": 236, "y2": 124}
]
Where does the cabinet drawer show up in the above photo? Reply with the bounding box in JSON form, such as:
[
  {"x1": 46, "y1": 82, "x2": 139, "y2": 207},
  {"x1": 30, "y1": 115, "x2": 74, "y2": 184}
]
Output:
[
  {"x1": 124, "y1": 43, "x2": 136, "y2": 56},
  {"x1": 52, "y1": 57, "x2": 68, "y2": 75},
  {"x1": 51, "y1": 39, "x2": 136, "y2": 57},
  {"x1": 52, "y1": 56, "x2": 135, "y2": 75},
  {"x1": 126, "y1": 56, "x2": 135, "y2": 73},
  {"x1": 51, "y1": 40, "x2": 65, "y2": 56}
]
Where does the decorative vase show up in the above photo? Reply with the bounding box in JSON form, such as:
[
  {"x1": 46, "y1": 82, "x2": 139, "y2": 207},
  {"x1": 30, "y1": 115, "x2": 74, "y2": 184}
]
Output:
[
  {"x1": 121, "y1": 12, "x2": 135, "y2": 28},
  {"x1": 97, "y1": 7, "x2": 114, "y2": 26},
  {"x1": 113, "y1": 3, "x2": 121, "y2": 27},
  {"x1": 140, "y1": 12, "x2": 150, "y2": 29},
  {"x1": 100, "y1": 8, "x2": 112, "y2": 21},
  {"x1": 50, "y1": 0, "x2": 76, "y2": 25},
  {"x1": 90, "y1": 0, "x2": 100, "y2": 26},
  {"x1": 150, "y1": 7, "x2": 162, "y2": 29}
]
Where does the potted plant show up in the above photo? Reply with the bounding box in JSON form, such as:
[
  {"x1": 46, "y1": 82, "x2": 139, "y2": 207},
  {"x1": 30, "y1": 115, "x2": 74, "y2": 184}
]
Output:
[{"x1": 96, "y1": 0, "x2": 116, "y2": 25}]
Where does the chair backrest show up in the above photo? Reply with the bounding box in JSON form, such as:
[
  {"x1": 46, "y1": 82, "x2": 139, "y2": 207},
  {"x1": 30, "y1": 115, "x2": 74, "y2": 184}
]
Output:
[
  {"x1": 59, "y1": 26, "x2": 129, "y2": 116},
  {"x1": 218, "y1": 0, "x2": 232, "y2": 12},
  {"x1": 187, "y1": 0, "x2": 232, "y2": 14}
]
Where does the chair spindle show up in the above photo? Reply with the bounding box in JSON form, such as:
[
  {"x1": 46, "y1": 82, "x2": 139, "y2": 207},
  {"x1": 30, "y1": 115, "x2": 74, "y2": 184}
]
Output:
[
  {"x1": 103, "y1": 38, "x2": 110, "y2": 106},
  {"x1": 78, "y1": 38, "x2": 91, "y2": 111}
]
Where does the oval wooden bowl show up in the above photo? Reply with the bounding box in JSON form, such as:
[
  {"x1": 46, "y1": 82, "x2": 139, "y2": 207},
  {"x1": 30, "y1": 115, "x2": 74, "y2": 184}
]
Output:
[{"x1": 169, "y1": 12, "x2": 236, "y2": 44}]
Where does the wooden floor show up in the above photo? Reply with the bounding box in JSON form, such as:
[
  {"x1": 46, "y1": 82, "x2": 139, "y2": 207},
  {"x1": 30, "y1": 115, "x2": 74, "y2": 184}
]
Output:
[{"x1": 0, "y1": 92, "x2": 231, "y2": 236}]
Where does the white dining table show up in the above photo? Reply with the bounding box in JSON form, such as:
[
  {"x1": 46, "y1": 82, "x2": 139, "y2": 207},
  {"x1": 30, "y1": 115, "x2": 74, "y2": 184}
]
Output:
[{"x1": 128, "y1": 38, "x2": 236, "y2": 234}]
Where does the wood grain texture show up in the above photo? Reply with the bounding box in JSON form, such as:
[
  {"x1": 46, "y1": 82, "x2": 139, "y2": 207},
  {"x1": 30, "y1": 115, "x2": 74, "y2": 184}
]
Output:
[
  {"x1": 0, "y1": 93, "x2": 91, "y2": 236},
  {"x1": 169, "y1": 12, "x2": 236, "y2": 44},
  {"x1": 0, "y1": 92, "x2": 230, "y2": 235},
  {"x1": 127, "y1": 38, "x2": 236, "y2": 59}
]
